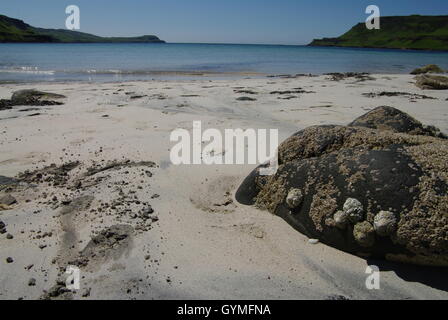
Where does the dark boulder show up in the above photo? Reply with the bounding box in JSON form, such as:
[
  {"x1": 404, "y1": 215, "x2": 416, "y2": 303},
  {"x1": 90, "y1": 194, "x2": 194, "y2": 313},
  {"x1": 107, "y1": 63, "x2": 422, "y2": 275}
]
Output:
[
  {"x1": 410, "y1": 64, "x2": 445, "y2": 75},
  {"x1": 236, "y1": 107, "x2": 448, "y2": 266},
  {"x1": 11, "y1": 89, "x2": 65, "y2": 106},
  {"x1": 0, "y1": 89, "x2": 65, "y2": 110},
  {"x1": 349, "y1": 106, "x2": 446, "y2": 138},
  {"x1": 415, "y1": 75, "x2": 448, "y2": 90},
  {"x1": 0, "y1": 100, "x2": 13, "y2": 111}
]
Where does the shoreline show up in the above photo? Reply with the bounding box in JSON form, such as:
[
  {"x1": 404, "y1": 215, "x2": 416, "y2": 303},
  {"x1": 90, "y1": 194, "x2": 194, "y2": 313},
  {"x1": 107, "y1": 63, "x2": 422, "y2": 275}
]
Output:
[
  {"x1": 307, "y1": 44, "x2": 448, "y2": 53},
  {"x1": 0, "y1": 70, "x2": 434, "y2": 85},
  {"x1": 0, "y1": 70, "x2": 266, "y2": 84}
]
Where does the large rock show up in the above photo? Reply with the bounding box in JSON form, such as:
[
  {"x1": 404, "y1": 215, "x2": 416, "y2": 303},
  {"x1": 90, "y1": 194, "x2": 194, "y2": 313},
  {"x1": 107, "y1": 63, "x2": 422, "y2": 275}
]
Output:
[
  {"x1": 415, "y1": 75, "x2": 448, "y2": 90},
  {"x1": 349, "y1": 106, "x2": 446, "y2": 138},
  {"x1": 11, "y1": 89, "x2": 65, "y2": 106},
  {"x1": 0, "y1": 90, "x2": 65, "y2": 110},
  {"x1": 236, "y1": 107, "x2": 448, "y2": 266},
  {"x1": 410, "y1": 64, "x2": 445, "y2": 75}
]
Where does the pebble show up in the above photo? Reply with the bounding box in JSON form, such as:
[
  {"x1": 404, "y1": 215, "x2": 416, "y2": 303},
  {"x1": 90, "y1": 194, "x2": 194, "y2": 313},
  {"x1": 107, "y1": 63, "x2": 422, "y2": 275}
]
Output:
[
  {"x1": 81, "y1": 288, "x2": 91, "y2": 297},
  {"x1": 28, "y1": 278, "x2": 36, "y2": 286}
]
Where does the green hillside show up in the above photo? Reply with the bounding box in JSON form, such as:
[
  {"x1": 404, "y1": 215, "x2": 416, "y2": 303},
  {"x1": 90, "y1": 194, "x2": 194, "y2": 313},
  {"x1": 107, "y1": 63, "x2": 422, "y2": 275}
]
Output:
[
  {"x1": 0, "y1": 14, "x2": 165, "y2": 43},
  {"x1": 309, "y1": 15, "x2": 448, "y2": 51}
]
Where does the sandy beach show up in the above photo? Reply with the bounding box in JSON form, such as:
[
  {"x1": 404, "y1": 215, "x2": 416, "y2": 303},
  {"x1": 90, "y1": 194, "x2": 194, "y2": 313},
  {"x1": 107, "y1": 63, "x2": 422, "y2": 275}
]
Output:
[{"x1": 1, "y1": 73, "x2": 447, "y2": 300}]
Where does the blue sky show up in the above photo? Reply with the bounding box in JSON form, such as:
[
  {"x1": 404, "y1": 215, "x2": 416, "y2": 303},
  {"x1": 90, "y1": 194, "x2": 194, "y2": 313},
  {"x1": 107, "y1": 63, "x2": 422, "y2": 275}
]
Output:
[{"x1": 1, "y1": 0, "x2": 447, "y2": 44}]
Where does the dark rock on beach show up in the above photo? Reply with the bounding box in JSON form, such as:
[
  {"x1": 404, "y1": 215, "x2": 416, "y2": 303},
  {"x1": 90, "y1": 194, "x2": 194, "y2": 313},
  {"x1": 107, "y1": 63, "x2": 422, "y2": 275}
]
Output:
[
  {"x1": 410, "y1": 64, "x2": 445, "y2": 75},
  {"x1": 415, "y1": 75, "x2": 448, "y2": 90},
  {"x1": 0, "y1": 220, "x2": 6, "y2": 234},
  {"x1": 18, "y1": 161, "x2": 79, "y2": 186},
  {"x1": 349, "y1": 106, "x2": 446, "y2": 138},
  {"x1": 236, "y1": 106, "x2": 448, "y2": 266},
  {"x1": 236, "y1": 96, "x2": 257, "y2": 101},
  {"x1": 11, "y1": 89, "x2": 66, "y2": 105},
  {"x1": 0, "y1": 89, "x2": 65, "y2": 110},
  {"x1": 41, "y1": 281, "x2": 73, "y2": 300},
  {"x1": 325, "y1": 72, "x2": 374, "y2": 82},
  {"x1": 362, "y1": 91, "x2": 436, "y2": 100},
  {"x1": 0, "y1": 99, "x2": 13, "y2": 110}
]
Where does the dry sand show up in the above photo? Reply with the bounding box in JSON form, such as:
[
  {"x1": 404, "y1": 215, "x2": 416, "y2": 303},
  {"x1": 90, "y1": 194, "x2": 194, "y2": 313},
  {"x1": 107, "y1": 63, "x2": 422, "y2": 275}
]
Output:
[{"x1": 0, "y1": 74, "x2": 447, "y2": 300}]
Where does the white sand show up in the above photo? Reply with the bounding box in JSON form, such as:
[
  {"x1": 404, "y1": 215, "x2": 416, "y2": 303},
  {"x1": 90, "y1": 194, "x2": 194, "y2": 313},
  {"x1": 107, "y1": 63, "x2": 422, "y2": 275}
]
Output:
[{"x1": 0, "y1": 74, "x2": 447, "y2": 300}]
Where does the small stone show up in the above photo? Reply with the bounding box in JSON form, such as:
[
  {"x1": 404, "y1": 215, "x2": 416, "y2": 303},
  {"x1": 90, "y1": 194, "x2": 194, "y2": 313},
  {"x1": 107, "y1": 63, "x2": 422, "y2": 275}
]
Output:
[
  {"x1": 333, "y1": 210, "x2": 350, "y2": 229},
  {"x1": 236, "y1": 96, "x2": 257, "y2": 102},
  {"x1": 140, "y1": 206, "x2": 154, "y2": 219},
  {"x1": 308, "y1": 239, "x2": 320, "y2": 245},
  {"x1": 353, "y1": 222, "x2": 375, "y2": 247},
  {"x1": 61, "y1": 199, "x2": 72, "y2": 206},
  {"x1": 6, "y1": 233, "x2": 13, "y2": 239},
  {"x1": 81, "y1": 288, "x2": 91, "y2": 297},
  {"x1": 6, "y1": 257, "x2": 13, "y2": 263},
  {"x1": 343, "y1": 198, "x2": 364, "y2": 223},
  {"x1": 374, "y1": 211, "x2": 397, "y2": 237},
  {"x1": 28, "y1": 278, "x2": 36, "y2": 286},
  {"x1": 286, "y1": 188, "x2": 303, "y2": 209}
]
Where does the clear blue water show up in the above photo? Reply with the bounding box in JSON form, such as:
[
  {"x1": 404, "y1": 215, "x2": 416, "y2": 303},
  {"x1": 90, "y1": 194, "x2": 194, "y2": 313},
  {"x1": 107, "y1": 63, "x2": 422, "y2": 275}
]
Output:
[{"x1": 0, "y1": 43, "x2": 447, "y2": 82}]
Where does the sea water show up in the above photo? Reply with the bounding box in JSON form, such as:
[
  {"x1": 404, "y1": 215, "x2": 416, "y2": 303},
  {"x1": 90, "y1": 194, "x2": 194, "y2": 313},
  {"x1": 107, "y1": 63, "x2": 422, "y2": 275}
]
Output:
[{"x1": 0, "y1": 43, "x2": 447, "y2": 82}]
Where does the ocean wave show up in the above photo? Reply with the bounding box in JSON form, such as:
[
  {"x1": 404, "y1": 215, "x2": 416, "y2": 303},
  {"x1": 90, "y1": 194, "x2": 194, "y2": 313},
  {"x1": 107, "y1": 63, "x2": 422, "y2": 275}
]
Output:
[
  {"x1": 0, "y1": 66, "x2": 55, "y2": 75},
  {"x1": 76, "y1": 69, "x2": 260, "y2": 76},
  {"x1": 0, "y1": 66, "x2": 261, "y2": 81}
]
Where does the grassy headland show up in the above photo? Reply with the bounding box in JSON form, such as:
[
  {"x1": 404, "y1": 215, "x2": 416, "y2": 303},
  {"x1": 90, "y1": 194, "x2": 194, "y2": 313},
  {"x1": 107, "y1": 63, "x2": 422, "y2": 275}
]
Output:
[
  {"x1": 309, "y1": 15, "x2": 448, "y2": 51},
  {"x1": 0, "y1": 14, "x2": 165, "y2": 43}
]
